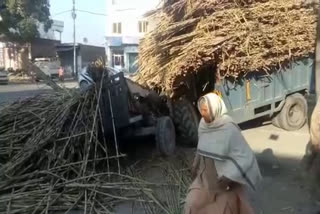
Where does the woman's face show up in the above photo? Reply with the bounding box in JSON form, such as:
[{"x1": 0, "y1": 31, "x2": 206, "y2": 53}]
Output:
[{"x1": 200, "y1": 103, "x2": 213, "y2": 123}]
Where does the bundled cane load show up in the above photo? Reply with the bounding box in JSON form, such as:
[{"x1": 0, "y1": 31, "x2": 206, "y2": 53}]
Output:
[
  {"x1": 0, "y1": 65, "x2": 182, "y2": 213},
  {"x1": 135, "y1": 0, "x2": 318, "y2": 96}
]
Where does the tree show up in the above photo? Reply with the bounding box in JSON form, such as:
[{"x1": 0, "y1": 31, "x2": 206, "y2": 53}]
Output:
[{"x1": 0, "y1": 0, "x2": 52, "y2": 42}]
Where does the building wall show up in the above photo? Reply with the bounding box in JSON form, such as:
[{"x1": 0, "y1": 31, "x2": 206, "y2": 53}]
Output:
[
  {"x1": 31, "y1": 39, "x2": 61, "y2": 59},
  {"x1": 106, "y1": 0, "x2": 160, "y2": 37},
  {"x1": 0, "y1": 19, "x2": 64, "y2": 71},
  {"x1": 57, "y1": 44, "x2": 105, "y2": 76},
  {"x1": 0, "y1": 42, "x2": 29, "y2": 70},
  {"x1": 37, "y1": 20, "x2": 64, "y2": 41},
  {"x1": 0, "y1": 39, "x2": 61, "y2": 71},
  {"x1": 80, "y1": 45, "x2": 106, "y2": 67},
  {"x1": 105, "y1": 0, "x2": 160, "y2": 72},
  {"x1": 124, "y1": 46, "x2": 139, "y2": 73}
]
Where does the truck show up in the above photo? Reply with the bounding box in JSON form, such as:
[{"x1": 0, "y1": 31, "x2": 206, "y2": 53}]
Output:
[
  {"x1": 172, "y1": 58, "x2": 314, "y2": 146},
  {"x1": 33, "y1": 58, "x2": 61, "y2": 80},
  {"x1": 79, "y1": 57, "x2": 314, "y2": 151}
]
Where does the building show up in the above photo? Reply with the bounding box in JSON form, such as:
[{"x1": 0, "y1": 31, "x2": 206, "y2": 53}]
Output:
[
  {"x1": 105, "y1": 0, "x2": 160, "y2": 73},
  {"x1": 56, "y1": 43, "x2": 105, "y2": 76},
  {"x1": 38, "y1": 20, "x2": 64, "y2": 41},
  {"x1": 0, "y1": 20, "x2": 64, "y2": 71}
]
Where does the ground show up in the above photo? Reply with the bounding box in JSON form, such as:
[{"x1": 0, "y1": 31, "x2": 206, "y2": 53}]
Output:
[
  {"x1": 0, "y1": 82, "x2": 78, "y2": 107},
  {"x1": 0, "y1": 82, "x2": 320, "y2": 214},
  {"x1": 243, "y1": 123, "x2": 319, "y2": 214}
]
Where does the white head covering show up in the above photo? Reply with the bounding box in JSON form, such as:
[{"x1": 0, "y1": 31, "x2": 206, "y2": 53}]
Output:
[{"x1": 197, "y1": 93, "x2": 227, "y2": 121}]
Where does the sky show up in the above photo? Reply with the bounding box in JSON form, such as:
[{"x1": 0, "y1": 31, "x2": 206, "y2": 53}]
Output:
[{"x1": 50, "y1": 0, "x2": 106, "y2": 46}]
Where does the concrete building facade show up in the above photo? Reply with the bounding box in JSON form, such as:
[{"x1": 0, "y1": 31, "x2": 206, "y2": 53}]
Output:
[
  {"x1": 0, "y1": 20, "x2": 64, "y2": 71},
  {"x1": 56, "y1": 43, "x2": 105, "y2": 76},
  {"x1": 105, "y1": 0, "x2": 160, "y2": 73}
]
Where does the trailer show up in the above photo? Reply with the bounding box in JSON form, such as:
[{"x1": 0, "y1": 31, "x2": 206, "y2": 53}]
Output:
[{"x1": 172, "y1": 58, "x2": 314, "y2": 146}]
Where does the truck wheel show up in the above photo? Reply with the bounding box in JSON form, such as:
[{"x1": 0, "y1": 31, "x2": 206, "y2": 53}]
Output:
[
  {"x1": 271, "y1": 112, "x2": 281, "y2": 128},
  {"x1": 156, "y1": 116, "x2": 176, "y2": 156},
  {"x1": 276, "y1": 93, "x2": 307, "y2": 131},
  {"x1": 173, "y1": 99, "x2": 199, "y2": 147}
]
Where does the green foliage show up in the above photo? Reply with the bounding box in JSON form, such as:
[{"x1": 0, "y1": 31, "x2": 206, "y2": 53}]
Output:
[{"x1": 0, "y1": 0, "x2": 52, "y2": 42}]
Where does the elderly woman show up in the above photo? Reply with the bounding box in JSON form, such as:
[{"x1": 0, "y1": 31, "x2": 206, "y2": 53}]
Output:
[{"x1": 184, "y1": 93, "x2": 262, "y2": 214}]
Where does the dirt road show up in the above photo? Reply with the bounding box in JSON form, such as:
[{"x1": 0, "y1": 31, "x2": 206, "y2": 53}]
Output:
[
  {"x1": 113, "y1": 120, "x2": 319, "y2": 214},
  {"x1": 0, "y1": 84, "x2": 319, "y2": 213},
  {"x1": 243, "y1": 123, "x2": 319, "y2": 214},
  {"x1": 0, "y1": 82, "x2": 78, "y2": 107}
]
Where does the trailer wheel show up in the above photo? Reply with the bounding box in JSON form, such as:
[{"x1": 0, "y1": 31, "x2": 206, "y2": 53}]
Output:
[
  {"x1": 173, "y1": 99, "x2": 199, "y2": 147},
  {"x1": 156, "y1": 116, "x2": 176, "y2": 156},
  {"x1": 275, "y1": 93, "x2": 307, "y2": 131},
  {"x1": 271, "y1": 112, "x2": 281, "y2": 128}
]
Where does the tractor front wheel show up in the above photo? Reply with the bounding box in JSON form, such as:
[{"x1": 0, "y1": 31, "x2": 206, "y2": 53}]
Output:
[{"x1": 156, "y1": 116, "x2": 176, "y2": 156}]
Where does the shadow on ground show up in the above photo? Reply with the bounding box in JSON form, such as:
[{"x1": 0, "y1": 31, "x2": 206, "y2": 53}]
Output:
[{"x1": 113, "y1": 140, "x2": 320, "y2": 214}]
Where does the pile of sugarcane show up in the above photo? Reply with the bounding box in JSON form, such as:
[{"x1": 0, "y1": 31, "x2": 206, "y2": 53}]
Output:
[
  {"x1": 136, "y1": 0, "x2": 318, "y2": 96},
  {"x1": 130, "y1": 155, "x2": 192, "y2": 214},
  {"x1": 0, "y1": 66, "x2": 184, "y2": 213}
]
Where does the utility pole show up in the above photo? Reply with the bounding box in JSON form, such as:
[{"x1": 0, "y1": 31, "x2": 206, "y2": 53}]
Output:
[{"x1": 72, "y1": 0, "x2": 77, "y2": 77}]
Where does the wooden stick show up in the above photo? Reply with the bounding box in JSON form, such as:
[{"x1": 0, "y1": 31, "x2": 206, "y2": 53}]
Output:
[
  {"x1": 84, "y1": 189, "x2": 87, "y2": 214},
  {"x1": 6, "y1": 188, "x2": 14, "y2": 214}
]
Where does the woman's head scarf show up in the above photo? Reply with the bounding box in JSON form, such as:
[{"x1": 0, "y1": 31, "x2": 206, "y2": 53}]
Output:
[{"x1": 197, "y1": 93, "x2": 227, "y2": 121}]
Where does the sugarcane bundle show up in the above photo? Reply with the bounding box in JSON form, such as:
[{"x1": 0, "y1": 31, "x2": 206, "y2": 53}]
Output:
[
  {"x1": 136, "y1": 0, "x2": 318, "y2": 96},
  {"x1": 0, "y1": 67, "x2": 164, "y2": 213}
]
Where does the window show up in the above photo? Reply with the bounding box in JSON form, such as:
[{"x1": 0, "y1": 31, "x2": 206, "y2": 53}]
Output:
[
  {"x1": 113, "y1": 54, "x2": 124, "y2": 67},
  {"x1": 114, "y1": 56, "x2": 120, "y2": 66},
  {"x1": 112, "y1": 22, "x2": 122, "y2": 34},
  {"x1": 112, "y1": 23, "x2": 117, "y2": 34},
  {"x1": 138, "y1": 21, "x2": 148, "y2": 33}
]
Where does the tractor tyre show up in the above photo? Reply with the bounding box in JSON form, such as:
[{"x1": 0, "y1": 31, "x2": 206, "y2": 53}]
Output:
[
  {"x1": 156, "y1": 116, "x2": 176, "y2": 156},
  {"x1": 173, "y1": 99, "x2": 200, "y2": 147}
]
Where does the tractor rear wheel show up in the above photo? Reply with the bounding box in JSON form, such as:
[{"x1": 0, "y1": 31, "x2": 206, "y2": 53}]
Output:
[{"x1": 173, "y1": 99, "x2": 200, "y2": 147}]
